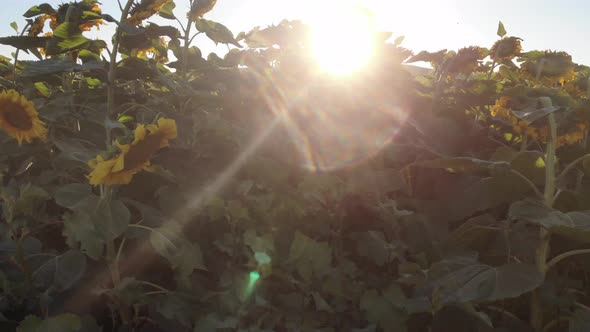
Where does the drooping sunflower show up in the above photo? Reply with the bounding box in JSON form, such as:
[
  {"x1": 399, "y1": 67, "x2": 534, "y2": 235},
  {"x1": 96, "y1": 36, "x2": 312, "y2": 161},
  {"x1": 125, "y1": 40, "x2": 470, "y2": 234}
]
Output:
[
  {"x1": 0, "y1": 90, "x2": 48, "y2": 145},
  {"x1": 127, "y1": 0, "x2": 172, "y2": 26},
  {"x1": 188, "y1": 0, "x2": 217, "y2": 21},
  {"x1": 520, "y1": 51, "x2": 575, "y2": 85},
  {"x1": 447, "y1": 46, "x2": 487, "y2": 75},
  {"x1": 490, "y1": 36, "x2": 522, "y2": 61},
  {"x1": 49, "y1": 1, "x2": 104, "y2": 32},
  {"x1": 88, "y1": 118, "x2": 177, "y2": 185}
]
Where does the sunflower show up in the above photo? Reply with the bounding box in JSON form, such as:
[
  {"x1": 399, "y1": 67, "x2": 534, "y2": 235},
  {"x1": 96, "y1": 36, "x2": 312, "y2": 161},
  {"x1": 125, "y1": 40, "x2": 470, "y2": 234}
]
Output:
[
  {"x1": 520, "y1": 51, "x2": 575, "y2": 85},
  {"x1": 127, "y1": 0, "x2": 172, "y2": 26},
  {"x1": 447, "y1": 46, "x2": 486, "y2": 75},
  {"x1": 0, "y1": 90, "x2": 47, "y2": 145},
  {"x1": 188, "y1": 0, "x2": 217, "y2": 21},
  {"x1": 88, "y1": 118, "x2": 177, "y2": 185},
  {"x1": 49, "y1": 1, "x2": 104, "y2": 32},
  {"x1": 490, "y1": 37, "x2": 522, "y2": 61}
]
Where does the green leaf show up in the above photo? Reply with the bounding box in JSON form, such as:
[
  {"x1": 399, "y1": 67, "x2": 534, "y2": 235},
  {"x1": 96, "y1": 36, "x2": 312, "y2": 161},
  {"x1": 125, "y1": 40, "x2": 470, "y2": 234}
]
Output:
[
  {"x1": 23, "y1": 3, "x2": 56, "y2": 18},
  {"x1": 154, "y1": 293, "x2": 194, "y2": 328},
  {"x1": 17, "y1": 314, "x2": 81, "y2": 332},
  {"x1": 34, "y1": 82, "x2": 51, "y2": 97},
  {"x1": 288, "y1": 231, "x2": 332, "y2": 281},
  {"x1": 33, "y1": 249, "x2": 87, "y2": 291},
  {"x1": 360, "y1": 287, "x2": 407, "y2": 332},
  {"x1": 509, "y1": 199, "x2": 590, "y2": 243},
  {"x1": 21, "y1": 59, "x2": 105, "y2": 78},
  {"x1": 17, "y1": 315, "x2": 43, "y2": 332},
  {"x1": 426, "y1": 254, "x2": 543, "y2": 304},
  {"x1": 355, "y1": 231, "x2": 392, "y2": 266},
  {"x1": 497, "y1": 21, "x2": 507, "y2": 37},
  {"x1": 0, "y1": 36, "x2": 47, "y2": 50},
  {"x1": 194, "y1": 18, "x2": 241, "y2": 47},
  {"x1": 54, "y1": 183, "x2": 93, "y2": 209},
  {"x1": 254, "y1": 252, "x2": 272, "y2": 265},
  {"x1": 118, "y1": 115, "x2": 134, "y2": 123},
  {"x1": 63, "y1": 211, "x2": 104, "y2": 260},
  {"x1": 312, "y1": 292, "x2": 333, "y2": 312},
  {"x1": 95, "y1": 198, "x2": 130, "y2": 242},
  {"x1": 406, "y1": 157, "x2": 510, "y2": 176},
  {"x1": 10, "y1": 22, "x2": 18, "y2": 33},
  {"x1": 149, "y1": 221, "x2": 206, "y2": 277},
  {"x1": 570, "y1": 309, "x2": 590, "y2": 332}
]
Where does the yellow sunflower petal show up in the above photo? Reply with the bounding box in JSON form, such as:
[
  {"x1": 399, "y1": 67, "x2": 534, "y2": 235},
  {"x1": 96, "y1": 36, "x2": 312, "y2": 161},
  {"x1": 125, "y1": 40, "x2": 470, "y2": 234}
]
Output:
[{"x1": 0, "y1": 89, "x2": 48, "y2": 145}]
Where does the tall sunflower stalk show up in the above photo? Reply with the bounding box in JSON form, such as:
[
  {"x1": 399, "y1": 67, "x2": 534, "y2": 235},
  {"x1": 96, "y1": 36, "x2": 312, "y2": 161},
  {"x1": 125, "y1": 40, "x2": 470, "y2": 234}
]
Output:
[{"x1": 103, "y1": 0, "x2": 135, "y2": 295}]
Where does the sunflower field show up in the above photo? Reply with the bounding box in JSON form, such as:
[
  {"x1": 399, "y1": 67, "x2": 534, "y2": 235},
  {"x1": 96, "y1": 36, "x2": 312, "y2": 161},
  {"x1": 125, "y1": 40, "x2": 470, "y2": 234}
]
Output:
[{"x1": 1, "y1": 1, "x2": 590, "y2": 331}]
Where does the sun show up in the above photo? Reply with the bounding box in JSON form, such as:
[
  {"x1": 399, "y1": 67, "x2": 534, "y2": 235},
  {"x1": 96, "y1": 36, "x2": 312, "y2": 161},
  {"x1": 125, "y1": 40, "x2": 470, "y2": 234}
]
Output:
[{"x1": 308, "y1": 1, "x2": 377, "y2": 76}]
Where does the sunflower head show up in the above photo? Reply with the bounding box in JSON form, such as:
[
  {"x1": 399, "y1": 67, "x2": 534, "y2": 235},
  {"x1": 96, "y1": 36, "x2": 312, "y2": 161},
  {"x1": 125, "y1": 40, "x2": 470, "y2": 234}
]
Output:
[
  {"x1": 49, "y1": 1, "x2": 103, "y2": 32},
  {"x1": 0, "y1": 90, "x2": 47, "y2": 145},
  {"x1": 490, "y1": 37, "x2": 522, "y2": 61},
  {"x1": 127, "y1": 0, "x2": 172, "y2": 26},
  {"x1": 520, "y1": 51, "x2": 575, "y2": 85},
  {"x1": 28, "y1": 15, "x2": 50, "y2": 36},
  {"x1": 447, "y1": 46, "x2": 487, "y2": 74},
  {"x1": 188, "y1": 0, "x2": 218, "y2": 21},
  {"x1": 88, "y1": 118, "x2": 177, "y2": 185}
]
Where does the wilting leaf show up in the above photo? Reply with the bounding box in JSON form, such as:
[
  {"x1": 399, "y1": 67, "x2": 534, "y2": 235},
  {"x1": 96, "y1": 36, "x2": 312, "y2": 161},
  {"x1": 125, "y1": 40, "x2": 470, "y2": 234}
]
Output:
[{"x1": 23, "y1": 3, "x2": 56, "y2": 18}]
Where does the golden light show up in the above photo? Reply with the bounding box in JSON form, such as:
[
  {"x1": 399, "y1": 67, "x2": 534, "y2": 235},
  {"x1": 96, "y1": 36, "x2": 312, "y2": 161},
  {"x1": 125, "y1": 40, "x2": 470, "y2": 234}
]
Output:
[{"x1": 308, "y1": 1, "x2": 377, "y2": 76}]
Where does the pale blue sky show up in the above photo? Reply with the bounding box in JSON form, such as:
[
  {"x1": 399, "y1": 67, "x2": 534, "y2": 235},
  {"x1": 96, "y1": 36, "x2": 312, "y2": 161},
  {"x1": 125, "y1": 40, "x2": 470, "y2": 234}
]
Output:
[{"x1": 0, "y1": 0, "x2": 588, "y2": 65}]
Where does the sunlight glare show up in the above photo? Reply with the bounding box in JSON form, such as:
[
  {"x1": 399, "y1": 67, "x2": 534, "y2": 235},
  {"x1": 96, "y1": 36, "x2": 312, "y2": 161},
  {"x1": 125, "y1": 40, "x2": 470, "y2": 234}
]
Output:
[{"x1": 308, "y1": 1, "x2": 376, "y2": 75}]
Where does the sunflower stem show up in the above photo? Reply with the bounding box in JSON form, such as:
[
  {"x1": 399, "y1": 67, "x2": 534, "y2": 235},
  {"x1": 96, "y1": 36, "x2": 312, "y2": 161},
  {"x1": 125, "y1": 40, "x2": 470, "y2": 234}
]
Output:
[
  {"x1": 531, "y1": 109, "x2": 557, "y2": 332},
  {"x1": 107, "y1": 0, "x2": 135, "y2": 145}
]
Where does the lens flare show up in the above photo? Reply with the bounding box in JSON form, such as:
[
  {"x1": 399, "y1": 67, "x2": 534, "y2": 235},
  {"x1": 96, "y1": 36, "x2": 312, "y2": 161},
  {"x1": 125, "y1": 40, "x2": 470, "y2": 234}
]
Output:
[{"x1": 308, "y1": 1, "x2": 376, "y2": 75}]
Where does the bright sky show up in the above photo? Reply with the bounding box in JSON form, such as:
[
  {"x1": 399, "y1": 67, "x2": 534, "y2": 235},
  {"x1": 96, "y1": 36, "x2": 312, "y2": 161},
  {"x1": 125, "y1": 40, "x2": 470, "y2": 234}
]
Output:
[{"x1": 0, "y1": 0, "x2": 588, "y2": 65}]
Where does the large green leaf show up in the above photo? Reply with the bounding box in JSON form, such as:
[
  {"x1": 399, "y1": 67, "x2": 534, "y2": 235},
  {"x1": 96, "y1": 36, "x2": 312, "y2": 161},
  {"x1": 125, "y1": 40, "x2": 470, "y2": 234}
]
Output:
[
  {"x1": 32, "y1": 250, "x2": 86, "y2": 292},
  {"x1": 195, "y1": 18, "x2": 241, "y2": 47},
  {"x1": 288, "y1": 231, "x2": 332, "y2": 281},
  {"x1": 0, "y1": 36, "x2": 47, "y2": 50},
  {"x1": 21, "y1": 59, "x2": 105, "y2": 78},
  {"x1": 20, "y1": 313, "x2": 81, "y2": 332},
  {"x1": 405, "y1": 157, "x2": 510, "y2": 176},
  {"x1": 54, "y1": 184, "x2": 93, "y2": 210},
  {"x1": 149, "y1": 221, "x2": 206, "y2": 277},
  {"x1": 94, "y1": 198, "x2": 131, "y2": 242},
  {"x1": 63, "y1": 211, "x2": 104, "y2": 259},
  {"x1": 360, "y1": 284, "x2": 408, "y2": 332},
  {"x1": 570, "y1": 309, "x2": 590, "y2": 332},
  {"x1": 509, "y1": 199, "x2": 590, "y2": 243},
  {"x1": 425, "y1": 254, "x2": 543, "y2": 305}
]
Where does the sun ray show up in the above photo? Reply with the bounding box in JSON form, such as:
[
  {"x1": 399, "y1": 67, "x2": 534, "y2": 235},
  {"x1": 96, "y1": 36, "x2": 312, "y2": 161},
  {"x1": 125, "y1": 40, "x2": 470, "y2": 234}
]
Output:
[{"x1": 307, "y1": 1, "x2": 377, "y2": 75}]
